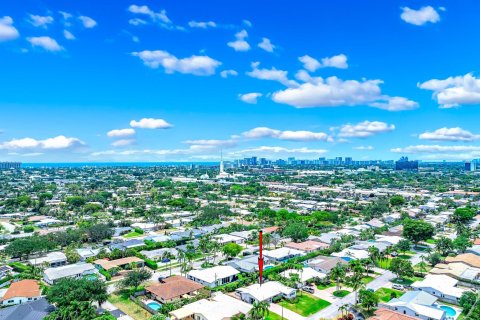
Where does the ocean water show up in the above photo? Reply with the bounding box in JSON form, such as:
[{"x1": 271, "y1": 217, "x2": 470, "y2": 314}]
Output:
[{"x1": 22, "y1": 162, "x2": 217, "y2": 168}]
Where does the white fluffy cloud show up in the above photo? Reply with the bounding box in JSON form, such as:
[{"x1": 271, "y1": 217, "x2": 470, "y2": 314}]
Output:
[
  {"x1": 227, "y1": 29, "x2": 250, "y2": 51},
  {"x1": 111, "y1": 139, "x2": 136, "y2": 147},
  {"x1": 220, "y1": 69, "x2": 238, "y2": 78},
  {"x1": 272, "y1": 75, "x2": 418, "y2": 111},
  {"x1": 188, "y1": 21, "x2": 216, "y2": 29},
  {"x1": 0, "y1": 16, "x2": 19, "y2": 41},
  {"x1": 419, "y1": 74, "x2": 480, "y2": 108},
  {"x1": 130, "y1": 118, "x2": 173, "y2": 129},
  {"x1": 132, "y1": 50, "x2": 221, "y2": 76},
  {"x1": 63, "y1": 30, "x2": 75, "y2": 40},
  {"x1": 27, "y1": 36, "x2": 63, "y2": 52},
  {"x1": 184, "y1": 139, "x2": 237, "y2": 150},
  {"x1": 419, "y1": 127, "x2": 479, "y2": 142},
  {"x1": 353, "y1": 146, "x2": 374, "y2": 150},
  {"x1": 258, "y1": 38, "x2": 275, "y2": 52},
  {"x1": 338, "y1": 121, "x2": 395, "y2": 138},
  {"x1": 78, "y1": 16, "x2": 97, "y2": 28},
  {"x1": 128, "y1": 4, "x2": 182, "y2": 30},
  {"x1": 299, "y1": 54, "x2": 348, "y2": 71},
  {"x1": 107, "y1": 128, "x2": 136, "y2": 138},
  {"x1": 239, "y1": 92, "x2": 262, "y2": 104},
  {"x1": 400, "y1": 6, "x2": 441, "y2": 26},
  {"x1": 242, "y1": 127, "x2": 331, "y2": 142},
  {"x1": 247, "y1": 62, "x2": 298, "y2": 87},
  {"x1": 391, "y1": 145, "x2": 480, "y2": 154},
  {"x1": 28, "y1": 14, "x2": 54, "y2": 28},
  {"x1": 0, "y1": 135, "x2": 85, "y2": 150},
  {"x1": 230, "y1": 146, "x2": 328, "y2": 157}
]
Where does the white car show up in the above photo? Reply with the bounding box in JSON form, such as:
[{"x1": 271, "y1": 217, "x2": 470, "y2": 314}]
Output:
[{"x1": 392, "y1": 284, "x2": 404, "y2": 290}]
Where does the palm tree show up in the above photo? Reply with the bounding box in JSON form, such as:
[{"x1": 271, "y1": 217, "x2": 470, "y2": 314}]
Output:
[
  {"x1": 346, "y1": 274, "x2": 365, "y2": 304},
  {"x1": 368, "y1": 246, "x2": 380, "y2": 264},
  {"x1": 339, "y1": 304, "x2": 349, "y2": 318},
  {"x1": 248, "y1": 301, "x2": 270, "y2": 320},
  {"x1": 329, "y1": 264, "x2": 346, "y2": 291}
]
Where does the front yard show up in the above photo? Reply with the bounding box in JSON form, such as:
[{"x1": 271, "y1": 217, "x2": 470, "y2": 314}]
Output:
[
  {"x1": 278, "y1": 293, "x2": 331, "y2": 316},
  {"x1": 108, "y1": 294, "x2": 152, "y2": 320},
  {"x1": 375, "y1": 288, "x2": 403, "y2": 302}
]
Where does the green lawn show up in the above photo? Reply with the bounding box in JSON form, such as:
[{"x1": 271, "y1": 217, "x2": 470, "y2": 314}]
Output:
[
  {"x1": 333, "y1": 290, "x2": 350, "y2": 298},
  {"x1": 391, "y1": 276, "x2": 423, "y2": 286},
  {"x1": 375, "y1": 288, "x2": 403, "y2": 302},
  {"x1": 124, "y1": 231, "x2": 143, "y2": 238},
  {"x1": 376, "y1": 258, "x2": 391, "y2": 269},
  {"x1": 108, "y1": 294, "x2": 152, "y2": 320},
  {"x1": 278, "y1": 293, "x2": 331, "y2": 316},
  {"x1": 361, "y1": 276, "x2": 375, "y2": 284},
  {"x1": 316, "y1": 282, "x2": 336, "y2": 290},
  {"x1": 265, "y1": 312, "x2": 284, "y2": 320}
]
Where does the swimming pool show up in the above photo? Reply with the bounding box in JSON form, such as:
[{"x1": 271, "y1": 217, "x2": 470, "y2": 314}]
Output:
[
  {"x1": 439, "y1": 305, "x2": 456, "y2": 317},
  {"x1": 147, "y1": 301, "x2": 162, "y2": 311}
]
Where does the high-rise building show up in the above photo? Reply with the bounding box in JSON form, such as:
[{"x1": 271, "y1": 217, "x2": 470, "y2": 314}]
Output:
[
  {"x1": 395, "y1": 157, "x2": 418, "y2": 171},
  {"x1": 0, "y1": 162, "x2": 21, "y2": 169},
  {"x1": 345, "y1": 157, "x2": 352, "y2": 165},
  {"x1": 465, "y1": 160, "x2": 479, "y2": 171}
]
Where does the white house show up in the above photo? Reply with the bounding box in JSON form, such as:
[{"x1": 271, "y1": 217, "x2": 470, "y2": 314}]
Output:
[
  {"x1": 43, "y1": 262, "x2": 98, "y2": 285},
  {"x1": 263, "y1": 247, "x2": 304, "y2": 262},
  {"x1": 236, "y1": 281, "x2": 296, "y2": 304},
  {"x1": 187, "y1": 266, "x2": 239, "y2": 288},
  {"x1": 28, "y1": 252, "x2": 67, "y2": 268},
  {"x1": 169, "y1": 292, "x2": 252, "y2": 320},
  {"x1": 380, "y1": 291, "x2": 446, "y2": 320},
  {"x1": 411, "y1": 274, "x2": 465, "y2": 305},
  {"x1": 1, "y1": 280, "x2": 42, "y2": 306}
]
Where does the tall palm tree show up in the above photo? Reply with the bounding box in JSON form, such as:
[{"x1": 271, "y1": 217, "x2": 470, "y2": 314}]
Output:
[
  {"x1": 248, "y1": 301, "x2": 270, "y2": 320},
  {"x1": 329, "y1": 264, "x2": 346, "y2": 291},
  {"x1": 346, "y1": 274, "x2": 365, "y2": 304}
]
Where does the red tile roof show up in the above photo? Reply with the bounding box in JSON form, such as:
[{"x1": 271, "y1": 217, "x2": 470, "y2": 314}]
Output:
[{"x1": 2, "y1": 280, "x2": 41, "y2": 300}]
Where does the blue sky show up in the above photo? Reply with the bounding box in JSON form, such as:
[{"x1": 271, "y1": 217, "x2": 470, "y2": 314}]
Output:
[{"x1": 1, "y1": 0, "x2": 480, "y2": 162}]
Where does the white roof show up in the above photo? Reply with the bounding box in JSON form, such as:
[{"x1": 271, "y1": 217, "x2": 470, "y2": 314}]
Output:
[
  {"x1": 281, "y1": 267, "x2": 326, "y2": 282},
  {"x1": 188, "y1": 266, "x2": 239, "y2": 283},
  {"x1": 213, "y1": 234, "x2": 244, "y2": 243},
  {"x1": 44, "y1": 262, "x2": 95, "y2": 281},
  {"x1": 332, "y1": 248, "x2": 369, "y2": 260},
  {"x1": 263, "y1": 247, "x2": 304, "y2": 259},
  {"x1": 412, "y1": 274, "x2": 464, "y2": 298},
  {"x1": 237, "y1": 281, "x2": 295, "y2": 302},
  {"x1": 29, "y1": 251, "x2": 66, "y2": 265},
  {"x1": 170, "y1": 292, "x2": 252, "y2": 320}
]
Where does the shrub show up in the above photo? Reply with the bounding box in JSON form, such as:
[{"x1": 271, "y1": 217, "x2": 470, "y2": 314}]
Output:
[
  {"x1": 99, "y1": 268, "x2": 112, "y2": 281},
  {"x1": 144, "y1": 259, "x2": 158, "y2": 270}
]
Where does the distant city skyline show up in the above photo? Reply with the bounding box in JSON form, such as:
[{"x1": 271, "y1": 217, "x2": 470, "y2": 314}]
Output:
[{"x1": 1, "y1": 1, "x2": 480, "y2": 162}]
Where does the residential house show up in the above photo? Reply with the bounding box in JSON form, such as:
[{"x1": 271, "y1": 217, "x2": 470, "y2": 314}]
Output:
[
  {"x1": 187, "y1": 266, "x2": 239, "y2": 288},
  {"x1": 28, "y1": 252, "x2": 67, "y2": 268},
  {"x1": 263, "y1": 247, "x2": 304, "y2": 262},
  {"x1": 380, "y1": 291, "x2": 446, "y2": 320},
  {"x1": 213, "y1": 234, "x2": 244, "y2": 245},
  {"x1": 281, "y1": 267, "x2": 326, "y2": 285},
  {"x1": 224, "y1": 254, "x2": 272, "y2": 273},
  {"x1": 1, "y1": 280, "x2": 42, "y2": 306},
  {"x1": 140, "y1": 248, "x2": 178, "y2": 261},
  {"x1": 109, "y1": 239, "x2": 144, "y2": 251},
  {"x1": 307, "y1": 256, "x2": 348, "y2": 273},
  {"x1": 285, "y1": 240, "x2": 329, "y2": 253},
  {"x1": 411, "y1": 274, "x2": 465, "y2": 305},
  {"x1": 94, "y1": 257, "x2": 144, "y2": 272},
  {"x1": 146, "y1": 275, "x2": 204, "y2": 304},
  {"x1": 236, "y1": 281, "x2": 296, "y2": 304},
  {"x1": 369, "y1": 308, "x2": 420, "y2": 320},
  {"x1": 169, "y1": 292, "x2": 252, "y2": 320},
  {"x1": 0, "y1": 298, "x2": 54, "y2": 320},
  {"x1": 43, "y1": 262, "x2": 98, "y2": 285}
]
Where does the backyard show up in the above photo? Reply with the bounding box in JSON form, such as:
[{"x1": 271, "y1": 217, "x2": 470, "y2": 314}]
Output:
[
  {"x1": 108, "y1": 294, "x2": 152, "y2": 320},
  {"x1": 278, "y1": 293, "x2": 331, "y2": 316}
]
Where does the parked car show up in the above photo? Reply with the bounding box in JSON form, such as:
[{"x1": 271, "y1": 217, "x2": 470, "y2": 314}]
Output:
[
  {"x1": 302, "y1": 286, "x2": 315, "y2": 294},
  {"x1": 392, "y1": 284, "x2": 404, "y2": 290}
]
